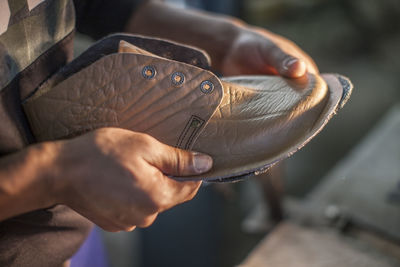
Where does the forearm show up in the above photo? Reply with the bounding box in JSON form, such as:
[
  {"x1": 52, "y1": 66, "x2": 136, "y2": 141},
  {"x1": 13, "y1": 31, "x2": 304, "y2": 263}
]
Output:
[
  {"x1": 0, "y1": 142, "x2": 60, "y2": 221},
  {"x1": 125, "y1": 0, "x2": 243, "y2": 71}
]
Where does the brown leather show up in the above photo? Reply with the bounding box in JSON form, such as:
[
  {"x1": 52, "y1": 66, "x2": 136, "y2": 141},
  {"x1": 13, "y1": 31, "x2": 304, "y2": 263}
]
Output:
[
  {"x1": 23, "y1": 52, "x2": 223, "y2": 150},
  {"x1": 194, "y1": 74, "x2": 342, "y2": 181},
  {"x1": 23, "y1": 35, "x2": 353, "y2": 182}
]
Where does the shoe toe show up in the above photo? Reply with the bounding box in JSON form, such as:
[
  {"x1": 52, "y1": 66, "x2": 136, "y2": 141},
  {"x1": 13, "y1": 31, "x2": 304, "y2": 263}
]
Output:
[{"x1": 191, "y1": 73, "x2": 350, "y2": 182}]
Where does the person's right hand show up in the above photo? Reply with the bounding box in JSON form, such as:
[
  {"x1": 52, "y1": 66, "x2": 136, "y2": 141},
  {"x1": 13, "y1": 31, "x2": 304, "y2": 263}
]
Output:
[{"x1": 52, "y1": 128, "x2": 212, "y2": 232}]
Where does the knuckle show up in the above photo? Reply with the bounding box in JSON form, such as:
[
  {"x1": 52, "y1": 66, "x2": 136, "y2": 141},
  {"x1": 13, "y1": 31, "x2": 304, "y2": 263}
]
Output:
[
  {"x1": 123, "y1": 226, "x2": 136, "y2": 232},
  {"x1": 93, "y1": 127, "x2": 114, "y2": 138},
  {"x1": 133, "y1": 133, "x2": 160, "y2": 157},
  {"x1": 186, "y1": 190, "x2": 197, "y2": 201},
  {"x1": 175, "y1": 150, "x2": 191, "y2": 174},
  {"x1": 174, "y1": 152, "x2": 183, "y2": 174},
  {"x1": 137, "y1": 133, "x2": 156, "y2": 147},
  {"x1": 137, "y1": 214, "x2": 158, "y2": 228},
  {"x1": 91, "y1": 128, "x2": 115, "y2": 149},
  {"x1": 138, "y1": 187, "x2": 162, "y2": 213},
  {"x1": 154, "y1": 196, "x2": 169, "y2": 212},
  {"x1": 146, "y1": 195, "x2": 162, "y2": 213},
  {"x1": 185, "y1": 182, "x2": 202, "y2": 201}
]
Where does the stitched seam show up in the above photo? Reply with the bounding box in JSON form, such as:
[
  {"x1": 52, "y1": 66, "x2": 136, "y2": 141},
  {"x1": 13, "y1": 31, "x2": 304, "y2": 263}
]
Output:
[
  {"x1": 184, "y1": 116, "x2": 204, "y2": 149},
  {"x1": 176, "y1": 116, "x2": 193, "y2": 148}
]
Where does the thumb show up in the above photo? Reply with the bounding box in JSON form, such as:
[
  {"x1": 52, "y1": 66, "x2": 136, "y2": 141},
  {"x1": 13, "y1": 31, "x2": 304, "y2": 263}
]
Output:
[
  {"x1": 150, "y1": 143, "x2": 213, "y2": 177},
  {"x1": 261, "y1": 44, "x2": 307, "y2": 78}
]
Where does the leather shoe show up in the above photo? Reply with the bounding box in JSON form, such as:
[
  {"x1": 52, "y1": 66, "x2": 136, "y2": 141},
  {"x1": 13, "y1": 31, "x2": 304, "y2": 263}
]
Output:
[{"x1": 23, "y1": 34, "x2": 353, "y2": 182}]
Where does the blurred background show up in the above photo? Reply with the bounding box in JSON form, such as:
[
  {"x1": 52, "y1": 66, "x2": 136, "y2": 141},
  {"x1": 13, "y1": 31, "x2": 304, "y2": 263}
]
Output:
[{"x1": 75, "y1": 0, "x2": 400, "y2": 266}]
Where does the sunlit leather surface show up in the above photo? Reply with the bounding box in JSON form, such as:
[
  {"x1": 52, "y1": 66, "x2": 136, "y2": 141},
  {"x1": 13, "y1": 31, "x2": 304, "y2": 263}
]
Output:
[{"x1": 23, "y1": 35, "x2": 352, "y2": 182}]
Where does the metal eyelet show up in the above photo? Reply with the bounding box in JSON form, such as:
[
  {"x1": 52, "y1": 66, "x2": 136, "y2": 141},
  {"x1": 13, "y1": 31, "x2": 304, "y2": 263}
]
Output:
[
  {"x1": 142, "y1": 66, "x2": 156, "y2": 79},
  {"x1": 171, "y1": 72, "x2": 185, "y2": 86},
  {"x1": 200, "y1": 80, "x2": 214, "y2": 94}
]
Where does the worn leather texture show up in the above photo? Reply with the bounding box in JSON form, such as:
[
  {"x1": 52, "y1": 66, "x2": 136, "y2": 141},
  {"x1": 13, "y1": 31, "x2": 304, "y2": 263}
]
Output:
[
  {"x1": 24, "y1": 43, "x2": 223, "y2": 151},
  {"x1": 23, "y1": 35, "x2": 353, "y2": 182},
  {"x1": 193, "y1": 74, "x2": 345, "y2": 181}
]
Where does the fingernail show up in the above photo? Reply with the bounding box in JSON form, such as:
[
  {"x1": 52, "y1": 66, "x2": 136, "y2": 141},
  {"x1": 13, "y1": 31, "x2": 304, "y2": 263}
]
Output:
[
  {"x1": 283, "y1": 58, "x2": 306, "y2": 77},
  {"x1": 193, "y1": 152, "x2": 213, "y2": 174},
  {"x1": 283, "y1": 57, "x2": 299, "y2": 70}
]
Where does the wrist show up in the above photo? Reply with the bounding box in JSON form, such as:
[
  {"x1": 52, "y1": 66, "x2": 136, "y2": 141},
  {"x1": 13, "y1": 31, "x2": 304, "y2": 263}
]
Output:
[
  {"x1": 0, "y1": 141, "x2": 64, "y2": 220},
  {"x1": 27, "y1": 141, "x2": 66, "y2": 208},
  {"x1": 44, "y1": 140, "x2": 77, "y2": 206}
]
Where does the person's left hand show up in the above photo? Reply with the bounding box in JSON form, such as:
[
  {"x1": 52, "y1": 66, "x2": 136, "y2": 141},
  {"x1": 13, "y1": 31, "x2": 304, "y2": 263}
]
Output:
[
  {"x1": 221, "y1": 25, "x2": 319, "y2": 78},
  {"x1": 126, "y1": 0, "x2": 318, "y2": 78}
]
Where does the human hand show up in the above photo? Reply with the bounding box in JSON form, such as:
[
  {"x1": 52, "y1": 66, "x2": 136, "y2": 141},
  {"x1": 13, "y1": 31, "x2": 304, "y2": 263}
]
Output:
[
  {"x1": 53, "y1": 128, "x2": 212, "y2": 232},
  {"x1": 221, "y1": 25, "x2": 319, "y2": 77},
  {"x1": 125, "y1": 0, "x2": 317, "y2": 78}
]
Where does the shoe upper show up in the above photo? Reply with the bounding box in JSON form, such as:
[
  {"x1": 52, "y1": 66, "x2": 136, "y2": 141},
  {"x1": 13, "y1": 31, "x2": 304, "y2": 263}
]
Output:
[{"x1": 23, "y1": 34, "x2": 352, "y2": 182}]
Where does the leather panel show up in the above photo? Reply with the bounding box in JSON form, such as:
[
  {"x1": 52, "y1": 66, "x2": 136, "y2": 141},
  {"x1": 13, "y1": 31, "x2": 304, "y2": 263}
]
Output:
[
  {"x1": 190, "y1": 74, "x2": 347, "y2": 181},
  {"x1": 23, "y1": 52, "x2": 223, "y2": 149},
  {"x1": 36, "y1": 34, "x2": 212, "y2": 103}
]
